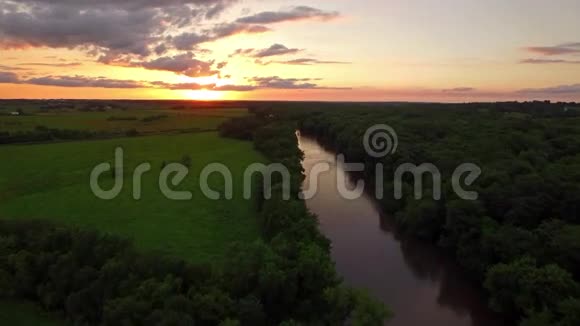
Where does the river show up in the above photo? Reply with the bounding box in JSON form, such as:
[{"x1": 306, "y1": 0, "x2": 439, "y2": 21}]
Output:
[{"x1": 298, "y1": 134, "x2": 505, "y2": 326}]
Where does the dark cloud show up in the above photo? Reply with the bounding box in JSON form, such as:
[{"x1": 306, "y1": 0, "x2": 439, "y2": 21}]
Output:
[
  {"x1": 172, "y1": 33, "x2": 212, "y2": 51},
  {"x1": 0, "y1": 71, "x2": 19, "y2": 83},
  {"x1": 211, "y1": 23, "x2": 270, "y2": 39},
  {"x1": 231, "y1": 48, "x2": 256, "y2": 57},
  {"x1": 517, "y1": 84, "x2": 580, "y2": 95},
  {"x1": 171, "y1": 23, "x2": 269, "y2": 50},
  {"x1": 154, "y1": 44, "x2": 168, "y2": 56},
  {"x1": 3, "y1": 0, "x2": 237, "y2": 11},
  {"x1": 254, "y1": 44, "x2": 301, "y2": 57},
  {"x1": 0, "y1": 6, "x2": 160, "y2": 58},
  {"x1": 525, "y1": 43, "x2": 580, "y2": 56},
  {"x1": 26, "y1": 75, "x2": 145, "y2": 88},
  {"x1": 520, "y1": 58, "x2": 580, "y2": 64},
  {"x1": 0, "y1": 0, "x2": 346, "y2": 87},
  {"x1": 272, "y1": 58, "x2": 351, "y2": 65},
  {"x1": 237, "y1": 6, "x2": 340, "y2": 24},
  {"x1": 214, "y1": 84, "x2": 257, "y2": 91},
  {"x1": 136, "y1": 53, "x2": 218, "y2": 77},
  {"x1": 0, "y1": 0, "x2": 239, "y2": 59},
  {"x1": 232, "y1": 44, "x2": 302, "y2": 58}
]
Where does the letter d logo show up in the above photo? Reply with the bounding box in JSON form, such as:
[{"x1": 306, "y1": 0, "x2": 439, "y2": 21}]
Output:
[{"x1": 90, "y1": 147, "x2": 124, "y2": 200}]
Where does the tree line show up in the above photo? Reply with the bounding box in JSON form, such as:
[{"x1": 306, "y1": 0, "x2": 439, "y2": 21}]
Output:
[{"x1": 0, "y1": 126, "x2": 136, "y2": 145}]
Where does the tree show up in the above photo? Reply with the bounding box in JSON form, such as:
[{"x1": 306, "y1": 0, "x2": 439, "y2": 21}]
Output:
[
  {"x1": 181, "y1": 155, "x2": 192, "y2": 168},
  {"x1": 484, "y1": 257, "x2": 579, "y2": 316}
]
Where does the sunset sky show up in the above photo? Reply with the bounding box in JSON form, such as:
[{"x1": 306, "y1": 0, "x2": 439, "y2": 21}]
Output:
[{"x1": 1, "y1": 0, "x2": 580, "y2": 102}]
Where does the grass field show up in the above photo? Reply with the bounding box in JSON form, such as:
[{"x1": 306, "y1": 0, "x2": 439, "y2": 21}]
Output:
[
  {"x1": 0, "y1": 108, "x2": 248, "y2": 134},
  {"x1": 0, "y1": 132, "x2": 264, "y2": 262}
]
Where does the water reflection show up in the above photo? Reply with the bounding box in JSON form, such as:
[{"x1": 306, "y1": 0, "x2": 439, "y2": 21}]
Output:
[{"x1": 298, "y1": 134, "x2": 505, "y2": 326}]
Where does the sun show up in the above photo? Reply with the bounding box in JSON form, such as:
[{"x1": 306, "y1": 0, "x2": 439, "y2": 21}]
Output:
[{"x1": 184, "y1": 89, "x2": 223, "y2": 101}]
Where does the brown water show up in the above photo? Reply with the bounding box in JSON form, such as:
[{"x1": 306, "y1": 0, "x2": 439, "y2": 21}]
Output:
[{"x1": 298, "y1": 135, "x2": 505, "y2": 326}]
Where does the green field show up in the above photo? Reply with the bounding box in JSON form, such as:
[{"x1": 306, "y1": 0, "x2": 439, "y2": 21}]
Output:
[
  {"x1": 0, "y1": 108, "x2": 248, "y2": 134},
  {"x1": 0, "y1": 132, "x2": 264, "y2": 262}
]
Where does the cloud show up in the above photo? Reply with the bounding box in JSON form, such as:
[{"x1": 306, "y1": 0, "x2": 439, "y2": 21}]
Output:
[
  {"x1": 19, "y1": 62, "x2": 83, "y2": 67},
  {"x1": 232, "y1": 44, "x2": 302, "y2": 58},
  {"x1": 0, "y1": 71, "x2": 345, "y2": 91},
  {"x1": 255, "y1": 44, "x2": 301, "y2": 57},
  {"x1": 155, "y1": 76, "x2": 341, "y2": 91},
  {"x1": 0, "y1": 0, "x2": 347, "y2": 87},
  {"x1": 237, "y1": 6, "x2": 340, "y2": 24},
  {"x1": 525, "y1": 43, "x2": 580, "y2": 56},
  {"x1": 214, "y1": 84, "x2": 257, "y2": 91},
  {"x1": 519, "y1": 43, "x2": 580, "y2": 66},
  {"x1": 0, "y1": 6, "x2": 159, "y2": 58},
  {"x1": 155, "y1": 76, "x2": 347, "y2": 91},
  {"x1": 442, "y1": 87, "x2": 476, "y2": 93},
  {"x1": 0, "y1": 71, "x2": 19, "y2": 83},
  {"x1": 150, "y1": 81, "x2": 208, "y2": 90},
  {"x1": 26, "y1": 76, "x2": 146, "y2": 89},
  {"x1": 211, "y1": 22, "x2": 270, "y2": 38},
  {"x1": 135, "y1": 53, "x2": 218, "y2": 77},
  {"x1": 272, "y1": 58, "x2": 351, "y2": 65},
  {"x1": 520, "y1": 58, "x2": 580, "y2": 64},
  {"x1": 150, "y1": 81, "x2": 257, "y2": 91},
  {"x1": 248, "y1": 76, "x2": 347, "y2": 90},
  {"x1": 0, "y1": 0, "x2": 239, "y2": 59},
  {"x1": 517, "y1": 84, "x2": 580, "y2": 95},
  {"x1": 171, "y1": 23, "x2": 269, "y2": 50},
  {"x1": 2, "y1": 0, "x2": 238, "y2": 11},
  {"x1": 0, "y1": 65, "x2": 28, "y2": 71},
  {"x1": 172, "y1": 33, "x2": 212, "y2": 51},
  {"x1": 249, "y1": 76, "x2": 316, "y2": 89}
]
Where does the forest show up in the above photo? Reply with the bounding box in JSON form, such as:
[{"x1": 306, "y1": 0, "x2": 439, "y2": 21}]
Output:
[{"x1": 280, "y1": 102, "x2": 580, "y2": 325}]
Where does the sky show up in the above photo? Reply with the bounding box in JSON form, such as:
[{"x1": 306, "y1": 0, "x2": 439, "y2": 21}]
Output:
[{"x1": 1, "y1": 0, "x2": 580, "y2": 102}]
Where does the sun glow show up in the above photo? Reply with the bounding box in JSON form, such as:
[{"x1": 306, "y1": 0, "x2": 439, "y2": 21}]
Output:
[
  {"x1": 185, "y1": 89, "x2": 223, "y2": 100},
  {"x1": 174, "y1": 74, "x2": 233, "y2": 100}
]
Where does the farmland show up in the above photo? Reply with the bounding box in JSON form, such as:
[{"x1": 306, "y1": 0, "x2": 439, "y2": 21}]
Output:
[
  {"x1": 0, "y1": 106, "x2": 247, "y2": 134},
  {"x1": 0, "y1": 102, "x2": 268, "y2": 324},
  {"x1": 0, "y1": 131, "x2": 263, "y2": 262}
]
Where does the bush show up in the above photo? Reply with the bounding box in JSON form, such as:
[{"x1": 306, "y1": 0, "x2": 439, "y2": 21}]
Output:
[{"x1": 142, "y1": 115, "x2": 168, "y2": 123}]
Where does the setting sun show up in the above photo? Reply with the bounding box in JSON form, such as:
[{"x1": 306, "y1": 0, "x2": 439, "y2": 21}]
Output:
[{"x1": 185, "y1": 89, "x2": 223, "y2": 101}]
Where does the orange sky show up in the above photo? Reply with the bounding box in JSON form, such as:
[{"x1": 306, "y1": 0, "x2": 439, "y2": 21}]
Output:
[{"x1": 1, "y1": 0, "x2": 580, "y2": 102}]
